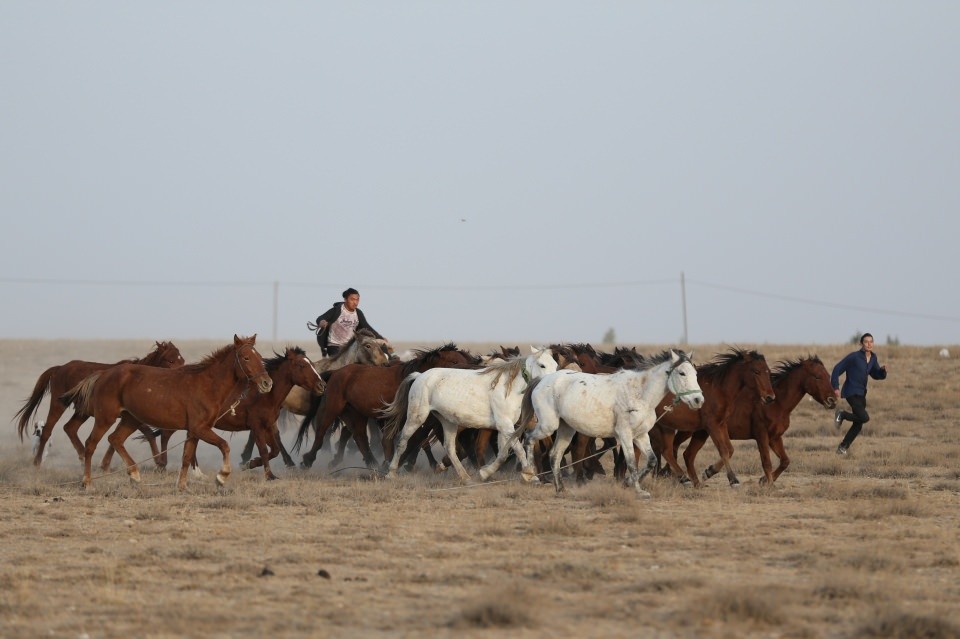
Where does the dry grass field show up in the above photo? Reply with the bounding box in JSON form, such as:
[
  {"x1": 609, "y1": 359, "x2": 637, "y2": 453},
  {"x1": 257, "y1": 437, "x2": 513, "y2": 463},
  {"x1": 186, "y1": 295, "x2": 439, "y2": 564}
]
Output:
[{"x1": 1, "y1": 338, "x2": 959, "y2": 639}]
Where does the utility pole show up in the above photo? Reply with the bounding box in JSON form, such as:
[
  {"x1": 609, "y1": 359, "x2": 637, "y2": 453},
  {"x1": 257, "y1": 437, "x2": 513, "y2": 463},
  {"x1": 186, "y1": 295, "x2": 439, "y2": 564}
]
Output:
[{"x1": 680, "y1": 272, "x2": 688, "y2": 345}]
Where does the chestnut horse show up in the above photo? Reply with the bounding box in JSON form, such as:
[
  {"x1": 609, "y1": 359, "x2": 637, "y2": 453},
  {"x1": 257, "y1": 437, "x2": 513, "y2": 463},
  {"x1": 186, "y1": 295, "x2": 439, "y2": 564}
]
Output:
[
  {"x1": 14, "y1": 341, "x2": 184, "y2": 466},
  {"x1": 675, "y1": 356, "x2": 836, "y2": 485},
  {"x1": 653, "y1": 348, "x2": 776, "y2": 488},
  {"x1": 294, "y1": 343, "x2": 479, "y2": 471},
  {"x1": 103, "y1": 346, "x2": 324, "y2": 480},
  {"x1": 61, "y1": 335, "x2": 272, "y2": 491},
  {"x1": 236, "y1": 328, "x2": 393, "y2": 468}
]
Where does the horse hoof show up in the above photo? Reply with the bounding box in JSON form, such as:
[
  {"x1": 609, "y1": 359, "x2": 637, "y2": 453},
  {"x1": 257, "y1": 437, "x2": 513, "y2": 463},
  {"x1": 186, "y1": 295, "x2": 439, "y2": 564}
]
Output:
[
  {"x1": 215, "y1": 473, "x2": 227, "y2": 487},
  {"x1": 266, "y1": 474, "x2": 279, "y2": 481},
  {"x1": 679, "y1": 477, "x2": 692, "y2": 486},
  {"x1": 730, "y1": 481, "x2": 741, "y2": 489}
]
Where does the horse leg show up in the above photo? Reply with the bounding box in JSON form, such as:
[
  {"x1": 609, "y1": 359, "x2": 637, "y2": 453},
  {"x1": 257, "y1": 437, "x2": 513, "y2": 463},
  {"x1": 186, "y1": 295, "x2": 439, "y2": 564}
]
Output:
[
  {"x1": 709, "y1": 427, "x2": 740, "y2": 487},
  {"x1": 615, "y1": 426, "x2": 643, "y2": 493},
  {"x1": 141, "y1": 424, "x2": 163, "y2": 467},
  {"x1": 441, "y1": 422, "x2": 473, "y2": 483},
  {"x1": 631, "y1": 432, "x2": 657, "y2": 498},
  {"x1": 769, "y1": 433, "x2": 790, "y2": 483},
  {"x1": 570, "y1": 433, "x2": 589, "y2": 485},
  {"x1": 240, "y1": 431, "x2": 257, "y2": 465},
  {"x1": 387, "y1": 419, "x2": 420, "y2": 477},
  {"x1": 329, "y1": 422, "x2": 351, "y2": 469},
  {"x1": 190, "y1": 426, "x2": 231, "y2": 489},
  {"x1": 61, "y1": 412, "x2": 90, "y2": 465},
  {"x1": 106, "y1": 416, "x2": 145, "y2": 487},
  {"x1": 657, "y1": 427, "x2": 694, "y2": 486},
  {"x1": 683, "y1": 430, "x2": 712, "y2": 481},
  {"x1": 754, "y1": 424, "x2": 775, "y2": 485},
  {"x1": 82, "y1": 413, "x2": 121, "y2": 489},
  {"x1": 346, "y1": 411, "x2": 378, "y2": 470},
  {"x1": 158, "y1": 430, "x2": 174, "y2": 470},
  {"x1": 474, "y1": 429, "x2": 492, "y2": 470},
  {"x1": 34, "y1": 402, "x2": 69, "y2": 465},
  {"x1": 277, "y1": 433, "x2": 296, "y2": 468},
  {"x1": 549, "y1": 423, "x2": 576, "y2": 493},
  {"x1": 99, "y1": 443, "x2": 116, "y2": 471},
  {"x1": 244, "y1": 423, "x2": 278, "y2": 481},
  {"x1": 478, "y1": 423, "x2": 526, "y2": 481},
  {"x1": 178, "y1": 436, "x2": 200, "y2": 491}
]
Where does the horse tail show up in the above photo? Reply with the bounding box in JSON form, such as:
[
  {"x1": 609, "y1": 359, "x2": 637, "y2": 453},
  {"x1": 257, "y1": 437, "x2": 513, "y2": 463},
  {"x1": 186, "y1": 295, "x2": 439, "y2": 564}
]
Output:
[
  {"x1": 135, "y1": 428, "x2": 162, "y2": 443},
  {"x1": 511, "y1": 376, "x2": 545, "y2": 444},
  {"x1": 59, "y1": 373, "x2": 101, "y2": 415},
  {"x1": 14, "y1": 366, "x2": 57, "y2": 441},
  {"x1": 293, "y1": 393, "x2": 325, "y2": 454},
  {"x1": 379, "y1": 372, "x2": 421, "y2": 443}
]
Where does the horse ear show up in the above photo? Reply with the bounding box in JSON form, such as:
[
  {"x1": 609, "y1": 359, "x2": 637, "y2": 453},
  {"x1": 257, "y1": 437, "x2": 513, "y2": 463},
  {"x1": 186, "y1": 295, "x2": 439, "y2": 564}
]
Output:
[
  {"x1": 251, "y1": 333, "x2": 258, "y2": 343},
  {"x1": 234, "y1": 334, "x2": 242, "y2": 345},
  {"x1": 670, "y1": 350, "x2": 680, "y2": 363},
  {"x1": 529, "y1": 346, "x2": 539, "y2": 354}
]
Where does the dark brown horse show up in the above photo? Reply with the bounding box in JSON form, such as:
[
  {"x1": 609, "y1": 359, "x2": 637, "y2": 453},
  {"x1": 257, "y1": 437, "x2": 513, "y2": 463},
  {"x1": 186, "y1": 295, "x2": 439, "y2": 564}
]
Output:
[
  {"x1": 14, "y1": 341, "x2": 184, "y2": 466},
  {"x1": 653, "y1": 348, "x2": 776, "y2": 488},
  {"x1": 103, "y1": 346, "x2": 324, "y2": 480},
  {"x1": 294, "y1": 343, "x2": 479, "y2": 470},
  {"x1": 675, "y1": 356, "x2": 836, "y2": 485},
  {"x1": 61, "y1": 335, "x2": 272, "y2": 491}
]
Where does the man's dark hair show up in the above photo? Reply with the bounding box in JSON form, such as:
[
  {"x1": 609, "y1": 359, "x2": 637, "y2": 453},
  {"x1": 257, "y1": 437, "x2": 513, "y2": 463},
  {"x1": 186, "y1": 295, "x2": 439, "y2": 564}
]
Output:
[
  {"x1": 860, "y1": 332, "x2": 873, "y2": 345},
  {"x1": 342, "y1": 287, "x2": 359, "y2": 299}
]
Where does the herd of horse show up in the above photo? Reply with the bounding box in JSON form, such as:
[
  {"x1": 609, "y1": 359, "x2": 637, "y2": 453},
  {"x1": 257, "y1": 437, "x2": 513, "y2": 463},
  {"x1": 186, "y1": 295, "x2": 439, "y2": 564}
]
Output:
[{"x1": 13, "y1": 330, "x2": 838, "y2": 496}]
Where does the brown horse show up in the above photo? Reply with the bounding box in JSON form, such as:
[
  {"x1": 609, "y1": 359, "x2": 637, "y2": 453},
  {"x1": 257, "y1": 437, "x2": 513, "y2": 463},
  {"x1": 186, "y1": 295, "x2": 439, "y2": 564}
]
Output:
[
  {"x1": 238, "y1": 328, "x2": 394, "y2": 467},
  {"x1": 675, "y1": 356, "x2": 836, "y2": 485},
  {"x1": 281, "y1": 328, "x2": 392, "y2": 416},
  {"x1": 103, "y1": 346, "x2": 324, "y2": 480},
  {"x1": 61, "y1": 335, "x2": 272, "y2": 491},
  {"x1": 653, "y1": 348, "x2": 776, "y2": 488},
  {"x1": 14, "y1": 341, "x2": 184, "y2": 466},
  {"x1": 294, "y1": 343, "x2": 479, "y2": 470}
]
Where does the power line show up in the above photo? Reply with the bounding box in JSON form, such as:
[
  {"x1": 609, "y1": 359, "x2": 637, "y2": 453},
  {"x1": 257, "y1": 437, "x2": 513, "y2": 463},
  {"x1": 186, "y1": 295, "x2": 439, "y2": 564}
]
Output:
[
  {"x1": 687, "y1": 278, "x2": 960, "y2": 324},
  {"x1": 4, "y1": 275, "x2": 959, "y2": 324}
]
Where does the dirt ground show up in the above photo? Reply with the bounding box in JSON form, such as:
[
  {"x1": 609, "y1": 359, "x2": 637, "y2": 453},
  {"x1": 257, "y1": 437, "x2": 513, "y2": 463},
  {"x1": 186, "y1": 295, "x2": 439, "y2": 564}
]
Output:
[{"x1": 1, "y1": 338, "x2": 959, "y2": 639}]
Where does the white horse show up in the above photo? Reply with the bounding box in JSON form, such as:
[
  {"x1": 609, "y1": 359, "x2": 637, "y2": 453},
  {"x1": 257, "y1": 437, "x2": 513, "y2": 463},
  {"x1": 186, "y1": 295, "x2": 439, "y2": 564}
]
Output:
[
  {"x1": 480, "y1": 350, "x2": 704, "y2": 497},
  {"x1": 380, "y1": 347, "x2": 558, "y2": 482}
]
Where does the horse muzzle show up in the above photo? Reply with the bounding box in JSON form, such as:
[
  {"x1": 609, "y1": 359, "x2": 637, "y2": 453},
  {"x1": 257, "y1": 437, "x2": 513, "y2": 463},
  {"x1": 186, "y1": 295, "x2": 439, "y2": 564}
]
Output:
[
  {"x1": 762, "y1": 394, "x2": 776, "y2": 405},
  {"x1": 256, "y1": 377, "x2": 274, "y2": 394},
  {"x1": 683, "y1": 393, "x2": 705, "y2": 410},
  {"x1": 824, "y1": 396, "x2": 837, "y2": 409}
]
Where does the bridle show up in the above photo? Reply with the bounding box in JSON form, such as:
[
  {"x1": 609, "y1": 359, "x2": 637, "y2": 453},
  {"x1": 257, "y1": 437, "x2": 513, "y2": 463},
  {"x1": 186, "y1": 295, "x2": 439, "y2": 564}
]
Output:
[{"x1": 666, "y1": 356, "x2": 701, "y2": 406}]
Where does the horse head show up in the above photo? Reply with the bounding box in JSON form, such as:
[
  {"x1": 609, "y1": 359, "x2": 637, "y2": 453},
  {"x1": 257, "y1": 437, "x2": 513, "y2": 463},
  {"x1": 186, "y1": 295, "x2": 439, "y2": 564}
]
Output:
[
  {"x1": 526, "y1": 346, "x2": 559, "y2": 381},
  {"x1": 666, "y1": 350, "x2": 705, "y2": 409},
  {"x1": 286, "y1": 346, "x2": 325, "y2": 394},
  {"x1": 354, "y1": 329, "x2": 392, "y2": 366},
  {"x1": 146, "y1": 341, "x2": 185, "y2": 369},
  {"x1": 233, "y1": 334, "x2": 273, "y2": 394},
  {"x1": 744, "y1": 351, "x2": 776, "y2": 405},
  {"x1": 801, "y1": 357, "x2": 836, "y2": 409}
]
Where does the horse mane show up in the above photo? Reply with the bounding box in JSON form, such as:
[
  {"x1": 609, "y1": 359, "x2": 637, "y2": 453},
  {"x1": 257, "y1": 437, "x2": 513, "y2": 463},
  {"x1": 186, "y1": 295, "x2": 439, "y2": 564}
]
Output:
[
  {"x1": 179, "y1": 342, "x2": 238, "y2": 374},
  {"x1": 698, "y1": 348, "x2": 764, "y2": 381},
  {"x1": 770, "y1": 355, "x2": 821, "y2": 384},
  {"x1": 264, "y1": 346, "x2": 307, "y2": 373},
  {"x1": 548, "y1": 344, "x2": 576, "y2": 366},
  {"x1": 398, "y1": 343, "x2": 462, "y2": 377},
  {"x1": 632, "y1": 349, "x2": 688, "y2": 372},
  {"x1": 480, "y1": 355, "x2": 528, "y2": 390}
]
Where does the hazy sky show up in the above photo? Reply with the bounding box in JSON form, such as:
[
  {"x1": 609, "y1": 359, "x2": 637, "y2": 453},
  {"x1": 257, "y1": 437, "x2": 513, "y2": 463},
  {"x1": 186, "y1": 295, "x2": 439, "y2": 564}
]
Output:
[{"x1": 2, "y1": 2, "x2": 958, "y2": 346}]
